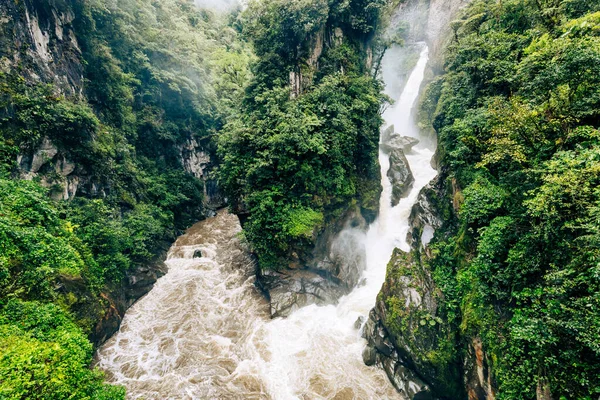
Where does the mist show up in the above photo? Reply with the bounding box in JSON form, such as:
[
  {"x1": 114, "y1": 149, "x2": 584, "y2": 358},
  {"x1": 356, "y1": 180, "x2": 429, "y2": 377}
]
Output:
[{"x1": 194, "y1": 0, "x2": 241, "y2": 12}]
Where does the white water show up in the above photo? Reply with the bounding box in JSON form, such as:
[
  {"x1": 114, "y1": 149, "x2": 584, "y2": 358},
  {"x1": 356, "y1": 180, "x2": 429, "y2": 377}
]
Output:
[{"x1": 96, "y1": 44, "x2": 437, "y2": 399}]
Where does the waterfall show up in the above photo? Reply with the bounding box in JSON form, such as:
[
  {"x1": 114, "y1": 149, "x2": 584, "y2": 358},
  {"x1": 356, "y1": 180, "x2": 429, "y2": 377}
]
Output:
[{"x1": 95, "y1": 44, "x2": 436, "y2": 399}]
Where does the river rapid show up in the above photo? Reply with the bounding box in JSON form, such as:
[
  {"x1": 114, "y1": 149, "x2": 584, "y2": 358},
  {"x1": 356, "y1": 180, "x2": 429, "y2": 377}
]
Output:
[{"x1": 95, "y1": 44, "x2": 437, "y2": 400}]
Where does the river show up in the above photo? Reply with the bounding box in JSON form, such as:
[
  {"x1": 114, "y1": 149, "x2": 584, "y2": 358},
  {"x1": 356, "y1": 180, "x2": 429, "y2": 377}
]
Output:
[{"x1": 95, "y1": 44, "x2": 437, "y2": 399}]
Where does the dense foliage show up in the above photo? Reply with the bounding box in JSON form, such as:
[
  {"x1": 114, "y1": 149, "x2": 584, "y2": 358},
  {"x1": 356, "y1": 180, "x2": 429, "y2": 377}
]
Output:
[
  {"x1": 421, "y1": 0, "x2": 600, "y2": 397},
  {"x1": 218, "y1": 0, "x2": 386, "y2": 269},
  {"x1": 0, "y1": 0, "x2": 251, "y2": 397}
]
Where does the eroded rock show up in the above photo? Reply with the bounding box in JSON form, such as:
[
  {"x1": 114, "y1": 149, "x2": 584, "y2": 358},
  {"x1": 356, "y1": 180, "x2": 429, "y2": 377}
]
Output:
[
  {"x1": 260, "y1": 269, "x2": 347, "y2": 318},
  {"x1": 362, "y1": 249, "x2": 463, "y2": 399},
  {"x1": 387, "y1": 148, "x2": 415, "y2": 206},
  {"x1": 381, "y1": 134, "x2": 420, "y2": 154}
]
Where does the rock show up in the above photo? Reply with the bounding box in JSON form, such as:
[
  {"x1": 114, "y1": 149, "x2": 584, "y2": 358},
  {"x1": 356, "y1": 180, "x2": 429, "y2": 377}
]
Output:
[
  {"x1": 387, "y1": 148, "x2": 415, "y2": 206},
  {"x1": 362, "y1": 345, "x2": 377, "y2": 366},
  {"x1": 362, "y1": 250, "x2": 461, "y2": 399},
  {"x1": 381, "y1": 134, "x2": 420, "y2": 154},
  {"x1": 407, "y1": 177, "x2": 446, "y2": 251},
  {"x1": 29, "y1": 137, "x2": 58, "y2": 174},
  {"x1": 374, "y1": 325, "x2": 395, "y2": 357},
  {"x1": 54, "y1": 156, "x2": 75, "y2": 176},
  {"x1": 354, "y1": 315, "x2": 365, "y2": 330},
  {"x1": 193, "y1": 249, "x2": 203, "y2": 258},
  {"x1": 260, "y1": 269, "x2": 347, "y2": 318},
  {"x1": 464, "y1": 337, "x2": 496, "y2": 400}
]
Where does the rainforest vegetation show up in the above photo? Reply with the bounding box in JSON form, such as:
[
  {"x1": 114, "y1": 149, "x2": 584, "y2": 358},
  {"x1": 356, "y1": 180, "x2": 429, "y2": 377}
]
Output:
[
  {"x1": 218, "y1": 0, "x2": 388, "y2": 269},
  {"x1": 2, "y1": 0, "x2": 600, "y2": 397},
  {"x1": 417, "y1": 0, "x2": 600, "y2": 397},
  {"x1": 0, "y1": 0, "x2": 250, "y2": 397}
]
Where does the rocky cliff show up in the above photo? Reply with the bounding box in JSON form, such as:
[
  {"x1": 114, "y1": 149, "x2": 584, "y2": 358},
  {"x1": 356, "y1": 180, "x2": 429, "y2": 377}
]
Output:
[
  {"x1": 0, "y1": 0, "x2": 223, "y2": 346},
  {"x1": 256, "y1": 24, "x2": 382, "y2": 317},
  {"x1": 361, "y1": 0, "x2": 502, "y2": 399}
]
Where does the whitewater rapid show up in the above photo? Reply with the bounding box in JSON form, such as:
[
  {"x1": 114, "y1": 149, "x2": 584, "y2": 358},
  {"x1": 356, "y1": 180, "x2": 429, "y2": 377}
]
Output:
[{"x1": 95, "y1": 44, "x2": 437, "y2": 399}]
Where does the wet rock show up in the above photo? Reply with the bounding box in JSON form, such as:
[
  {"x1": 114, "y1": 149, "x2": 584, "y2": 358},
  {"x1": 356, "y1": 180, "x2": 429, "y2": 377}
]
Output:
[
  {"x1": 373, "y1": 325, "x2": 395, "y2": 357},
  {"x1": 193, "y1": 249, "x2": 203, "y2": 258},
  {"x1": 387, "y1": 148, "x2": 415, "y2": 206},
  {"x1": 407, "y1": 176, "x2": 445, "y2": 251},
  {"x1": 362, "y1": 345, "x2": 377, "y2": 366},
  {"x1": 261, "y1": 269, "x2": 347, "y2": 318},
  {"x1": 381, "y1": 124, "x2": 396, "y2": 143},
  {"x1": 362, "y1": 249, "x2": 465, "y2": 399},
  {"x1": 381, "y1": 134, "x2": 420, "y2": 154},
  {"x1": 354, "y1": 315, "x2": 365, "y2": 330}
]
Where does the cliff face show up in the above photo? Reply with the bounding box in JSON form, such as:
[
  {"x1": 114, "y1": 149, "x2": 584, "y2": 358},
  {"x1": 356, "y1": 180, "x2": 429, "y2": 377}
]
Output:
[
  {"x1": 0, "y1": 0, "x2": 222, "y2": 346},
  {"x1": 362, "y1": 0, "x2": 500, "y2": 398},
  {"x1": 257, "y1": 21, "x2": 382, "y2": 317},
  {"x1": 363, "y1": 172, "x2": 496, "y2": 399},
  {"x1": 0, "y1": 0, "x2": 83, "y2": 95}
]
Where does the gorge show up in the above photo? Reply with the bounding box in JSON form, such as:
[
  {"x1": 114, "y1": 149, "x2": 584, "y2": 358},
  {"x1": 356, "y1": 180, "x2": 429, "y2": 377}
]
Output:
[
  {"x1": 1, "y1": 0, "x2": 600, "y2": 399},
  {"x1": 95, "y1": 42, "x2": 435, "y2": 399}
]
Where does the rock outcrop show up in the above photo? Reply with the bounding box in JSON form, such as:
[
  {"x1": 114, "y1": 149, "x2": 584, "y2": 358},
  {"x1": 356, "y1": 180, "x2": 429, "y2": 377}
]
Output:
[
  {"x1": 361, "y1": 248, "x2": 436, "y2": 399},
  {"x1": 387, "y1": 148, "x2": 415, "y2": 206},
  {"x1": 381, "y1": 134, "x2": 420, "y2": 154},
  {"x1": 259, "y1": 269, "x2": 347, "y2": 318},
  {"x1": 258, "y1": 204, "x2": 372, "y2": 317},
  {"x1": 362, "y1": 248, "x2": 462, "y2": 399},
  {"x1": 0, "y1": 0, "x2": 84, "y2": 95}
]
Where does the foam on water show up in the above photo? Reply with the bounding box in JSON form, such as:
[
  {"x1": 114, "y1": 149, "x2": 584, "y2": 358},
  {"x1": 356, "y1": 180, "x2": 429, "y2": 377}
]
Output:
[{"x1": 96, "y1": 44, "x2": 436, "y2": 399}]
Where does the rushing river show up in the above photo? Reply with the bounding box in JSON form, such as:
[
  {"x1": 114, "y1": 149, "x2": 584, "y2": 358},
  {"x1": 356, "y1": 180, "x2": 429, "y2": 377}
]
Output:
[{"x1": 95, "y1": 44, "x2": 437, "y2": 399}]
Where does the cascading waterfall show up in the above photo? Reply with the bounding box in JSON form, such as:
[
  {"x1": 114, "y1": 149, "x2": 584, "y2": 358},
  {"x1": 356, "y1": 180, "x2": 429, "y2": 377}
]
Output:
[{"x1": 96, "y1": 44, "x2": 437, "y2": 399}]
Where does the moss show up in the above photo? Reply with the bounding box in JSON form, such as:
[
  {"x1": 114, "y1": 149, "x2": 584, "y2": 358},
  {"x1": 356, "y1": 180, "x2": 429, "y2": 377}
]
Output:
[{"x1": 379, "y1": 248, "x2": 465, "y2": 398}]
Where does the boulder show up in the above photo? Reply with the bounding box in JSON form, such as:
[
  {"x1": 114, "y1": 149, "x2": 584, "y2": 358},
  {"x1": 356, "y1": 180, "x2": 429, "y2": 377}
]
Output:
[
  {"x1": 387, "y1": 149, "x2": 415, "y2": 206},
  {"x1": 381, "y1": 134, "x2": 420, "y2": 154},
  {"x1": 362, "y1": 345, "x2": 377, "y2": 366},
  {"x1": 260, "y1": 269, "x2": 347, "y2": 318},
  {"x1": 354, "y1": 315, "x2": 366, "y2": 330}
]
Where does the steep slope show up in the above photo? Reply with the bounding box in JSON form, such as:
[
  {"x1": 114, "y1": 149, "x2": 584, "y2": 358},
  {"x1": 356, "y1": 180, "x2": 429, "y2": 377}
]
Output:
[
  {"x1": 365, "y1": 1, "x2": 600, "y2": 399},
  {"x1": 0, "y1": 0, "x2": 251, "y2": 397},
  {"x1": 218, "y1": 0, "x2": 390, "y2": 316}
]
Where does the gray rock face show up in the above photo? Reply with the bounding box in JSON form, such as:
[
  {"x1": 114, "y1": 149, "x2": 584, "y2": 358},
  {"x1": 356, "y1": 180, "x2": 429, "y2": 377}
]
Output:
[
  {"x1": 257, "y1": 205, "x2": 373, "y2": 318},
  {"x1": 407, "y1": 176, "x2": 445, "y2": 251},
  {"x1": 362, "y1": 310, "x2": 433, "y2": 399},
  {"x1": 178, "y1": 138, "x2": 224, "y2": 211},
  {"x1": 260, "y1": 269, "x2": 347, "y2": 318},
  {"x1": 387, "y1": 148, "x2": 415, "y2": 206},
  {"x1": 381, "y1": 134, "x2": 420, "y2": 154},
  {"x1": 0, "y1": 1, "x2": 84, "y2": 95}
]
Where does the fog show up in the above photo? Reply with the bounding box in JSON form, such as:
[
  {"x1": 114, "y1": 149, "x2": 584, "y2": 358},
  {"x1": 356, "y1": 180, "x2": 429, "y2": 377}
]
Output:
[{"x1": 194, "y1": 0, "x2": 241, "y2": 12}]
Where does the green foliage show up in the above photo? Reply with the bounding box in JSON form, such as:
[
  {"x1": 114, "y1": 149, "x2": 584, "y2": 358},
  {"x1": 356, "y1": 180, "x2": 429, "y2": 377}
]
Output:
[
  {"x1": 0, "y1": 179, "x2": 84, "y2": 301},
  {"x1": 219, "y1": 72, "x2": 383, "y2": 268},
  {"x1": 0, "y1": 300, "x2": 124, "y2": 399},
  {"x1": 0, "y1": 0, "x2": 254, "y2": 397},
  {"x1": 422, "y1": 0, "x2": 600, "y2": 397}
]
